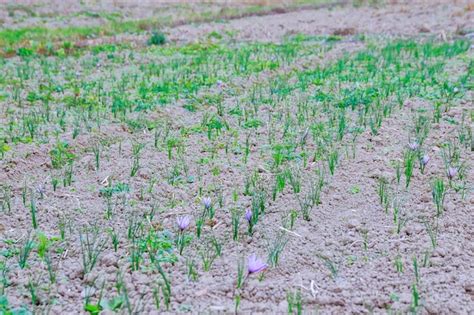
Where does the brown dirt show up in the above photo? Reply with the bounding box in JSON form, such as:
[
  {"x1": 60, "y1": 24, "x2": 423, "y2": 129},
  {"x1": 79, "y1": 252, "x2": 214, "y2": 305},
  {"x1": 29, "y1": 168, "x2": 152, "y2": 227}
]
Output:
[
  {"x1": 0, "y1": 1, "x2": 473, "y2": 314},
  {"x1": 74, "y1": 0, "x2": 474, "y2": 52},
  {"x1": 166, "y1": 0, "x2": 474, "y2": 43}
]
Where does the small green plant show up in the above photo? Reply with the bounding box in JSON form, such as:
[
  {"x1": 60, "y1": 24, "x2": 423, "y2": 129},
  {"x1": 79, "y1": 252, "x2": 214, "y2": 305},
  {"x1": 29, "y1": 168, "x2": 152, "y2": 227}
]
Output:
[
  {"x1": 79, "y1": 227, "x2": 107, "y2": 275},
  {"x1": 234, "y1": 294, "x2": 241, "y2": 314},
  {"x1": 392, "y1": 198, "x2": 407, "y2": 234},
  {"x1": 272, "y1": 171, "x2": 286, "y2": 201},
  {"x1": 186, "y1": 259, "x2": 199, "y2": 281},
  {"x1": 176, "y1": 216, "x2": 192, "y2": 255},
  {"x1": 404, "y1": 150, "x2": 416, "y2": 188},
  {"x1": 210, "y1": 234, "x2": 222, "y2": 257},
  {"x1": 154, "y1": 262, "x2": 172, "y2": 310},
  {"x1": 267, "y1": 232, "x2": 289, "y2": 267},
  {"x1": 148, "y1": 31, "x2": 166, "y2": 46},
  {"x1": 287, "y1": 289, "x2": 303, "y2": 315},
  {"x1": 287, "y1": 167, "x2": 301, "y2": 194},
  {"x1": 411, "y1": 283, "x2": 419, "y2": 313},
  {"x1": 130, "y1": 142, "x2": 145, "y2": 177},
  {"x1": 394, "y1": 160, "x2": 402, "y2": 185},
  {"x1": 0, "y1": 186, "x2": 12, "y2": 213},
  {"x1": 50, "y1": 141, "x2": 75, "y2": 169},
  {"x1": 327, "y1": 149, "x2": 338, "y2": 175},
  {"x1": 108, "y1": 229, "x2": 119, "y2": 252},
  {"x1": 199, "y1": 247, "x2": 217, "y2": 272},
  {"x1": 431, "y1": 178, "x2": 446, "y2": 216},
  {"x1": 316, "y1": 254, "x2": 339, "y2": 280},
  {"x1": 92, "y1": 144, "x2": 100, "y2": 170},
  {"x1": 394, "y1": 255, "x2": 403, "y2": 273},
  {"x1": 27, "y1": 278, "x2": 38, "y2": 306},
  {"x1": 29, "y1": 191, "x2": 38, "y2": 229},
  {"x1": 231, "y1": 208, "x2": 241, "y2": 241},
  {"x1": 195, "y1": 216, "x2": 204, "y2": 238},
  {"x1": 289, "y1": 209, "x2": 298, "y2": 230},
  {"x1": 413, "y1": 256, "x2": 419, "y2": 284},
  {"x1": 18, "y1": 234, "x2": 34, "y2": 269},
  {"x1": 0, "y1": 141, "x2": 10, "y2": 159},
  {"x1": 378, "y1": 177, "x2": 389, "y2": 212},
  {"x1": 236, "y1": 258, "x2": 245, "y2": 290},
  {"x1": 52, "y1": 177, "x2": 59, "y2": 191},
  {"x1": 424, "y1": 218, "x2": 438, "y2": 249}
]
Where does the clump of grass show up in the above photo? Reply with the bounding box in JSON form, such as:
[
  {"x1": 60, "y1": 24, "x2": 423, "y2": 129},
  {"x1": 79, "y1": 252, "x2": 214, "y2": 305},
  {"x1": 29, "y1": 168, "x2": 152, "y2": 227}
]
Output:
[
  {"x1": 267, "y1": 231, "x2": 289, "y2": 267},
  {"x1": 231, "y1": 208, "x2": 242, "y2": 241},
  {"x1": 287, "y1": 289, "x2": 303, "y2": 315},
  {"x1": 431, "y1": 178, "x2": 446, "y2": 217},
  {"x1": 377, "y1": 177, "x2": 390, "y2": 213},
  {"x1": 79, "y1": 227, "x2": 107, "y2": 275},
  {"x1": 50, "y1": 141, "x2": 75, "y2": 169},
  {"x1": 130, "y1": 142, "x2": 145, "y2": 177},
  {"x1": 404, "y1": 150, "x2": 417, "y2": 188},
  {"x1": 394, "y1": 255, "x2": 403, "y2": 273},
  {"x1": 29, "y1": 190, "x2": 38, "y2": 229},
  {"x1": 411, "y1": 283, "x2": 420, "y2": 313},
  {"x1": 148, "y1": 31, "x2": 166, "y2": 46},
  {"x1": 316, "y1": 253, "x2": 339, "y2": 280},
  {"x1": 18, "y1": 234, "x2": 34, "y2": 269},
  {"x1": 0, "y1": 186, "x2": 12, "y2": 213},
  {"x1": 424, "y1": 218, "x2": 439, "y2": 249}
]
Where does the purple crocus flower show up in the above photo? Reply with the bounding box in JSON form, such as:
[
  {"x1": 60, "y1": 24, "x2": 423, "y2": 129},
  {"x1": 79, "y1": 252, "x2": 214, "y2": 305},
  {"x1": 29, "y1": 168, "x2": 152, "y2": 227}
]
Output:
[
  {"x1": 447, "y1": 167, "x2": 457, "y2": 180},
  {"x1": 408, "y1": 142, "x2": 419, "y2": 151},
  {"x1": 421, "y1": 155, "x2": 430, "y2": 166},
  {"x1": 248, "y1": 254, "x2": 268, "y2": 274},
  {"x1": 176, "y1": 216, "x2": 191, "y2": 231},
  {"x1": 36, "y1": 184, "x2": 46, "y2": 198},
  {"x1": 245, "y1": 209, "x2": 252, "y2": 222},
  {"x1": 202, "y1": 197, "x2": 212, "y2": 210}
]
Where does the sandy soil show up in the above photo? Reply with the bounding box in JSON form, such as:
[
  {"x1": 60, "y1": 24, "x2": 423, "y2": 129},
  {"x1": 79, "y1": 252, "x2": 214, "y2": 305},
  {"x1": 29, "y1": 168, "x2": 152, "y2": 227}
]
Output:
[
  {"x1": 167, "y1": 0, "x2": 474, "y2": 42},
  {"x1": 71, "y1": 0, "x2": 474, "y2": 51}
]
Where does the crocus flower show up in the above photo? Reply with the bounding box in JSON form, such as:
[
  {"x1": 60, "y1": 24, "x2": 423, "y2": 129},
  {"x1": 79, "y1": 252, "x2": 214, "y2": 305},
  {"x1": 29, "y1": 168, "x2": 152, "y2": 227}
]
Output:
[
  {"x1": 202, "y1": 197, "x2": 212, "y2": 210},
  {"x1": 408, "y1": 142, "x2": 419, "y2": 151},
  {"x1": 176, "y1": 216, "x2": 191, "y2": 231},
  {"x1": 248, "y1": 254, "x2": 267, "y2": 274},
  {"x1": 447, "y1": 167, "x2": 457, "y2": 180},
  {"x1": 421, "y1": 155, "x2": 430, "y2": 166},
  {"x1": 245, "y1": 209, "x2": 252, "y2": 222},
  {"x1": 36, "y1": 184, "x2": 46, "y2": 198}
]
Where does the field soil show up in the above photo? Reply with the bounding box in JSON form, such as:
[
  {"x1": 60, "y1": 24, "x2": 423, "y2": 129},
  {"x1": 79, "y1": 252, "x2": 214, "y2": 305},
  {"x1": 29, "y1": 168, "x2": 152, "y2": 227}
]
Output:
[{"x1": 0, "y1": 0, "x2": 473, "y2": 314}]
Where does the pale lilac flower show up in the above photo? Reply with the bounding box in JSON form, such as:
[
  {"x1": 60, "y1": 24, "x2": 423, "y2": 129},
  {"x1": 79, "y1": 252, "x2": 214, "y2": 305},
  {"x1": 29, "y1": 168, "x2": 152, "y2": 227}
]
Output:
[
  {"x1": 421, "y1": 155, "x2": 430, "y2": 166},
  {"x1": 447, "y1": 167, "x2": 457, "y2": 180},
  {"x1": 176, "y1": 216, "x2": 191, "y2": 231},
  {"x1": 36, "y1": 184, "x2": 46, "y2": 198},
  {"x1": 248, "y1": 254, "x2": 267, "y2": 274},
  {"x1": 408, "y1": 142, "x2": 419, "y2": 151},
  {"x1": 245, "y1": 209, "x2": 252, "y2": 222},
  {"x1": 202, "y1": 197, "x2": 212, "y2": 210}
]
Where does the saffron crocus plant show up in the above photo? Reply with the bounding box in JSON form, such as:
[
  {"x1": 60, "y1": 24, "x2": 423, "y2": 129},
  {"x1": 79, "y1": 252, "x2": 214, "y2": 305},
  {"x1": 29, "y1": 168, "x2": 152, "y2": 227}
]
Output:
[
  {"x1": 202, "y1": 197, "x2": 212, "y2": 210},
  {"x1": 245, "y1": 209, "x2": 252, "y2": 222},
  {"x1": 177, "y1": 216, "x2": 191, "y2": 231},
  {"x1": 245, "y1": 209, "x2": 254, "y2": 235},
  {"x1": 408, "y1": 141, "x2": 419, "y2": 151},
  {"x1": 420, "y1": 154, "x2": 430, "y2": 174},
  {"x1": 176, "y1": 216, "x2": 192, "y2": 254},
  {"x1": 248, "y1": 254, "x2": 268, "y2": 274},
  {"x1": 202, "y1": 197, "x2": 214, "y2": 219},
  {"x1": 447, "y1": 166, "x2": 457, "y2": 180}
]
